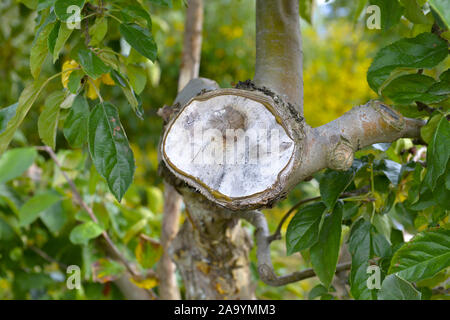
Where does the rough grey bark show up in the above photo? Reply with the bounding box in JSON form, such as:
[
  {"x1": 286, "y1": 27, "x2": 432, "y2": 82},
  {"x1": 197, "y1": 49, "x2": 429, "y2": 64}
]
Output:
[{"x1": 159, "y1": 0, "x2": 204, "y2": 300}]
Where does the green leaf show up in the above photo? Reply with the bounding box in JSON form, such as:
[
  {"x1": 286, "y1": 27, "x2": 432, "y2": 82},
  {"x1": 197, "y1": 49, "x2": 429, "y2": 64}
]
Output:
[
  {"x1": 399, "y1": 0, "x2": 430, "y2": 25},
  {"x1": 382, "y1": 74, "x2": 447, "y2": 105},
  {"x1": 48, "y1": 21, "x2": 60, "y2": 55},
  {"x1": 88, "y1": 102, "x2": 135, "y2": 202},
  {"x1": 299, "y1": 0, "x2": 313, "y2": 24},
  {"x1": 0, "y1": 148, "x2": 37, "y2": 183},
  {"x1": 389, "y1": 228, "x2": 450, "y2": 282},
  {"x1": 30, "y1": 22, "x2": 54, "y2": 78},
  {"x1": 89, "y1": 17, "x2": 108, "y2": 47},
  {"x1": 63, "y1": 95, "x2": 89, "y2": 148},
  {"x1": 37, "y1": 0, "x2": 56, "y2": 11},
  {"x1": 127, "y1": 65, "x2": 147, "y2": 95},
  {"x1": 55, "y1": 0, "x2": 85, "y2": 22},
  {"x1": 348, "y1": 219, "x2": 376, "y2": 300},
  {"x1": 40, "y1": 201, "x2": 67, "y2": 235},
  {"x1": 69, "y1": 221, "x2": 104, "y2": 245},
  {"x1": 310, "y1": 202, "x2": 343, "y2": 288},
  {"x1": 135, "y1": 238, "x2": 162, "y2": 269},
  {"x1": 148, "y1": 0, "x2": 172, "y2": 7},
  {"x1": 424, "y1": 117, "x2": 450, "y2": 191},
  {"x1": 53, "y1": 22, "x2": 73, "y2": 63},
  {"x1": 19, "y1": 192, "x2": 61, "y2": 227},
  {"x1": 76, "y1": 48, "x2": 111, "y2": 80},
  {"x1": 308, "y1": 284, "x2": 329, "y2": 300},
  {"x1": 367, "y1": 33, "x2": 448, "y2": 93},
  {"x1": 320, "y1": 168, "x2": 355, "y2": 209},
  {"x1": 121, "y1": 86, "x2": 143, "y2": 119},
  {"x1": 119, "y1": 23, "x2": 157, "y2": 62},
  {"x1": 38, "y1": 91, "x2": 65, "y2": 149},
  {"x1": 0, "y1": 103, "x2": 18, "y2": 135},
  {"x1": 378, "y1": 274, "x2": 421, "y2": 300},
  {"x1": 375, "y1": 159, "x2": 402, "y2": 186},
  {"x1": 0, "y1": 217, "x2": 15, "y2": 241},
  {"x1": 286, "y1": 202, "x2": 326, "y2": 255},
  {"x1": 67, "y1": 69, "x2": 84, "y2": 94},
  {"x1": 369, "y1": 0, "x2": 404, "y2": 30},
  {"x1": 429, "y1": 0, "x2": 450, "y2": 28},
  {"x1": 421, "y1": 114, "x2": 444, "y2": 144},
  {"x1": 0, "y1": 81, "x2": 46, "y2": 154},
  {"x1": 121, "y1": 5, "x2": 152, "y2": 30}
]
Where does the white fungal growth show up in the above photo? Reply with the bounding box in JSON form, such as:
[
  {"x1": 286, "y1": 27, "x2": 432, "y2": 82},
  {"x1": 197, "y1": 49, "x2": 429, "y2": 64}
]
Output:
[{"x1": 163, "y1": 94, "x2": 295, "y2": 198}]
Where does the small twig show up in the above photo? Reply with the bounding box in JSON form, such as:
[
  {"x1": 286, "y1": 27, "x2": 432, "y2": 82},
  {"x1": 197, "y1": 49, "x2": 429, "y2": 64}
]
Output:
[
  {"x1": 36, "y1": 146, "x2": 142, "y2": 281},
  {"x1": 29, "y1": 245, "x2": 68, "y2": 270},
  {"x1": 268, "y1": 187, "x2": 370, "y2": 242},
  {"x1": 238, "y1": 210, "x2": 351, "y2": 286}
]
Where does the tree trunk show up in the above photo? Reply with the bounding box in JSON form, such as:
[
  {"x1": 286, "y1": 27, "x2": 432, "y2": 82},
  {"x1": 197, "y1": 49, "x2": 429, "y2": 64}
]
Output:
[{"x1": 159, "y1": 0, "x2": 204, "y2": 300}]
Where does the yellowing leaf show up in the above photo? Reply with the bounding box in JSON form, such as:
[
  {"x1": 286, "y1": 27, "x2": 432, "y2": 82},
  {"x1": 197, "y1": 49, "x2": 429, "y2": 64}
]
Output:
[
  {"x1": 62, "y1": 60, "x2": 79, "y2": 88},
  {"x1": 101, "y1": 73, "x2": 115, "y2": 86},
  {"x1": 86, "y1": 78, "x2": 101, "y2": 100},
  {"x1": 129, "y1": 276, "x2": 158, "y2": 289}
]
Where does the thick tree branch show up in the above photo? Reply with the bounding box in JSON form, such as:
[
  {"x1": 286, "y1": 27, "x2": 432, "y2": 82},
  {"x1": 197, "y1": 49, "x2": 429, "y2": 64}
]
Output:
[
  {"x1": 296, "y1": 101, "x2": 426, "y2": 181},
  {"x1": 238, "y1": 210, "x2": 351, "y2": 286},
  {"x1": 254, "y1": 0, "x2": 303, "y2": 114},
  {"x1": 159, "y1": 0, "x2": 204, "y2": 300}
]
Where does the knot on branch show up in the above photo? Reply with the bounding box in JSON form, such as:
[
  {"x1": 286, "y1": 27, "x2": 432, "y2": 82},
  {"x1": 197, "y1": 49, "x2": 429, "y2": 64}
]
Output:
[
  {"x1": 327, "y1": 137, "x2": 354, "y2": 171},
  {"x1": 370, "y1": 100, "x2": 405, "y2": 132},
  {"x1": 258, "y1": 263, "x2": 277, "y2": 283}
]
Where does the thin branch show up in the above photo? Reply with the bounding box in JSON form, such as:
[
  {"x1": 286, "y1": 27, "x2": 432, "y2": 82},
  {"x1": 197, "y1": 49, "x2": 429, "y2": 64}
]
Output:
[
  {"x1": 238, "y1": 210, "x2": 351, "y2": 286},
  {"x1": 36, "y1": 146, "x2": 144, "y2": 282},
  {"x1": 268, "y1": 187, "x2": 370, "y2": 242},
  {"x1": 29, "y1": 245, "x2": 68, "y2": 270}
]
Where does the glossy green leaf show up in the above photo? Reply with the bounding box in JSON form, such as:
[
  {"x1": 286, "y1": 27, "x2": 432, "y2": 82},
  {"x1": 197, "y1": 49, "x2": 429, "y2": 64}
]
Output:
[
  {"x1": 119, "y1": 23, "x2": 157, "y2": 62},
  {"x1": 375, "y1": 159, "x2": 402, "y2": 186},
  {"x1": 382, "y1": 74, "x2": 447, "y2": 105},
  {"x1": 121, "y1": 5, "x2": 152, "y2": 29},
  {"x1": 88, "y1": 102, "x2": 135, "y2": 202},
  {"x1": 369, "y1": 0, "x2": 404, "y2": 30},
  {"x1": 19, "y1": 192, "x2": 61, "y2": 227},
  {"x1": 320, "y1": 168, "x2": 355, "y2": 209},
  {"x1": 389, "y1": 229, "x2": 450, "y2": 282},
  {"x1": 63, "y1": 95, "x2": 89, "y2": 148},
  {"x1": 424, "y1": 117, "x2": 450, "y2": 191},
  {"x1": 69, "y1": 221, "x2": 104, "y2": 245},
  {"x1": 310, "y1": 202, "x2": 343, "y2": 288},
  {"x1": 429, "y1": 0, "x2": 450, "y2": 28},
  {"x1": 286, "y1": 202, "x2": 326, "y2": 255},
  {"x1": 127, "y1": 65, "x2": 147, "y2": 95},
  {"x1": 48, "y1": 21, "x2": 60, "y2": 55},
  {"x1": 348, "y1": 219, "x2": 376, "y2": 300},
  {"x1": 38, "y1": 91, "x2": 65, "y2": 149},
  {"x1": 378, "y1": 274, "x2": 421, "y2": 300},
  {"x1": 76, "y1": 48, "x2": 110, "y2": 80},
  {"x1": 367, "y1": 33, "x2": 448, "y2": 93},
  {"x1": 54, "y1": 0, "x2": 85, "y2": 22},
  {"x1": 0, "y1": 148, "x2": 37, "y2": 183}
]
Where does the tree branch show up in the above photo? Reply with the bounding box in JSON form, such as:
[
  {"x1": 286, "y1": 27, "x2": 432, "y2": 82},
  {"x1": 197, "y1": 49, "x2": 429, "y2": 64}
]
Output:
[
  {"x1": 296, "y1": 101, "x2": 426, "y2": 180},
  {"x1": 238, "y1": 210, "x2": 351, "y2": 286},
  {"x1": 254, "y1": 0, "x2": 303, "y2": 114}
]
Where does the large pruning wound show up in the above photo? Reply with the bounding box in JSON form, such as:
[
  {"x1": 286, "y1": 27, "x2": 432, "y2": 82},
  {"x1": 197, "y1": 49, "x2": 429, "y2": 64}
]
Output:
[{"x1": 162, "y1": 91, "x2": 295, "y2": 200}]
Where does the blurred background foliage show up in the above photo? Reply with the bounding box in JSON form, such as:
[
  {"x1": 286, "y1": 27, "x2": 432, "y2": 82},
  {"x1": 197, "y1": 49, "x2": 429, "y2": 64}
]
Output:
[{"x1": 0, "y1": 0, "x2": 448, "y2": 300}]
